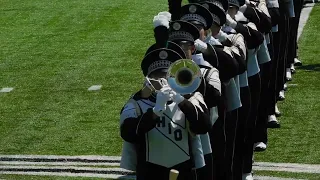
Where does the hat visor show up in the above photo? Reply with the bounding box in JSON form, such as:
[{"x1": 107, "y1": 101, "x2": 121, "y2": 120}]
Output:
[
  {"x1": 210, "y1": 5, "x2": 226, "y2": 26},
  {"x1": 148, "y1": 68, "x2": 169, "y2": 77}
]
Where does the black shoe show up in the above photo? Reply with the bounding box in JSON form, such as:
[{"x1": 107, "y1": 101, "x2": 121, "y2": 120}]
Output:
[
  {"x1": 268, "y1": 121, "x2": 281, "y2": 128},
  {"x1": 278, "y1": 91, "x2": 285, "y2": 101},
  {"x1": 294, "y1": 58, "x2": 302, "y2": 66},
  {"x1": 268, "y1": 115, "x2": 281, "y2": 128},
  {"x1": 254, "y1": 142, "x2": 267, "y2": 152},
  {"x1": 275, "y1": 112, "x2": 281, "y2": 117}
]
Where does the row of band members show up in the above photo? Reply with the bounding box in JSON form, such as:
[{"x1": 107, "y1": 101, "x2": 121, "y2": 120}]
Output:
[{"x1": 119, "y1": 0, "x2": 300, "y2": 179}]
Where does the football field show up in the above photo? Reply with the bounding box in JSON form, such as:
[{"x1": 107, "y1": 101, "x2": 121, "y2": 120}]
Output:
[{"x1": 0, "y1": 0, "x2": 319, "y2": 179}]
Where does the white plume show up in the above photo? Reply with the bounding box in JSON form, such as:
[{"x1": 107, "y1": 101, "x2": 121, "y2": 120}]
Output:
[
  {"x1": 158, "y1": 11, "x2": 172, "y2": 21},
  {"x1": 153, "y1": 15, "x2": 169, "y2": 28}
]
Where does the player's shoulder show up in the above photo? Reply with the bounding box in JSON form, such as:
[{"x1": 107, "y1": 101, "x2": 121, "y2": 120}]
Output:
[
  {"x1": 120, "y1": 92, "x2": 143, "y2": 124},
  {"x1": 120, "y1": 91, "x2": 143, "y2": 113},
  {"x1": 188, "y1": 92, "x2": 205, "y2": 105}
]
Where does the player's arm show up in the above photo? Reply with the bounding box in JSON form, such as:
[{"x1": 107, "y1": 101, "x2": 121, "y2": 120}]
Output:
[
  {"x1": 174, "y1": 92, "x2": 211, "y2": 134},
  {"x1": 226, "y1": 15, "x2": 264, "y2": 49},
  {"x1": 214, "y1": 46, "x2": 240, "y2": 81},
  {"x1": 120, "y1": 103, "x2": 158, "y2": 143},
  {"x1": 215, "y1": 32, "x2": 247, "y2": 76},
  {"x1": 235, "y1": 23, "x2": 264, "y2": 49},
  {"x1": 194, "y1": 40, "x2": 238, "y2": 81},
  {"x1": 202, "y1": 67, "x2": 222, "y2": 108},
  {"x1": 241, "y1": 5, "x2": 272, "y2": 33}
]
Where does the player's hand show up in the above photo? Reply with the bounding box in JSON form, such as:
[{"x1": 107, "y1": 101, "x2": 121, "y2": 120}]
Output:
[
  {"x1": 226, "y1": 14, "x2": 237, "y2": 29},
  {"x1": 170, "y1": 90, "x2": 185, "y2": 104},
  {"x1": 153, "y1": 86, "x2": 172, "y2": 116},
  {"x1": 194, "y1": 39, "x2": 208, "y2": 52},
  {"x1": 239, "y1": 4, "x2": 248, "y2": 13},
  {"x1": 215, "y1": 30, "x2": 228, "y2": 42}
]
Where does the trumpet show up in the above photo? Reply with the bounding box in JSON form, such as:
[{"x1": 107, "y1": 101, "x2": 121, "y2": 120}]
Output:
[{"x1": 166, "y1": 59, "x2": 202, "y2": 95}]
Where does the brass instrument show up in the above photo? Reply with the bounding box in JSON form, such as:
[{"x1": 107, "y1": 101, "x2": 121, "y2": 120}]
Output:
[{"x1": 166, "y1": 59, "x2": 202, "y2": 95}]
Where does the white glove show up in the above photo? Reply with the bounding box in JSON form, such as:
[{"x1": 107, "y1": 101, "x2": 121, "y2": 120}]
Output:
[
  {"x1": 222, "y1": 25, "x2": 236, "y2": 34},
  {"x1": 153, "y1": 15, "x2": 169, "y2": 28},
  {"x1": 250, "y1": 1, "x2": 258, "y2": 7},
  {"x1": 194, "y1": 39, "x2": 208, "y2": 52},
  {"x1": 226, "y1": 14, "x2": 237, "y2": 29},
  {"x1": 239, "y1": 4, "x2": 248, "y2": 13},
  {"x1": 235, "y1": 11, "x2": 248, "y2": 22},
  {"x1": 153, "y1": 86, "x2": 172, "y2": 116},
  {"x1": 170, "y1": 90, "x2": 185, "y2": 104},
  {"x1": 215, "y1": 30, "x2": 228, "y2": 42},
  {"x1": 208, "y1": 36, "x2": 223, "y2": 46},
  {"x1": 158, "y1": 11, "x2": 171, "y2": 21}
]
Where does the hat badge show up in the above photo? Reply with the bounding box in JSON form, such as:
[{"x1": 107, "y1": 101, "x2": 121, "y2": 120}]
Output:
[
  {"x1": 202, "y1": 3, "x2": 209, "y2": 9},
  {"x1": 213, "y1": 1, "x2": 224, "y2": 10},
  {"x1": 173, "y1": 22, "x2": 181, "y2": 30},
  {"x1": 159, "y1": 51, "x2": 168, "y2": 59},
  {"x1": 189, "y1": 5, "x2": 197, "y2": 13}
]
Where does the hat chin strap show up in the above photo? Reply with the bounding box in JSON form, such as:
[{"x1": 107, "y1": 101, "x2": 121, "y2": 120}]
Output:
[{"x1": 144, "y1": 77, "x2": 168, "y2": 92}]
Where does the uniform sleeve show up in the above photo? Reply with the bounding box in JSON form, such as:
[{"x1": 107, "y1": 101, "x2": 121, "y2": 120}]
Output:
[
  {"x1": 178, "y1": 92, "x2": 211, "y2": 134},
  {"x1": 202, "y1": 68, "x2": 222, "y2": 108},
  {"x1": 255, "y1": 7, "x2": 272, "y2": 33},
  {"x1": 120, "y1": 103, "x2": 158, "y2": 143},
  {"x1": 268, "y1": 8, "x2": 280, "y2": 26},
  {"x1": 230, "y1": 47, "x2": 247, "y2": 74},
  {"x1": 215, "y1": 46, "x2": 240, "y2": 81},
  {"x1": 234, "y1": 22, "x2": 264, "y2": 49},
  {"x1": 201, "y1": 44, "x2": 219, "y2": 68},
  {"x1": 243, "y1": 6, "x2": 272, "y2": 33}
]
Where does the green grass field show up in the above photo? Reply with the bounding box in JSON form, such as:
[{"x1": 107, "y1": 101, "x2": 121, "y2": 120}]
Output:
[
  {"x1": 255, "y1": 4, "x2": 320, "y2": 165},
  {"x1": 0, "y1": 0, "x2": 319, "y2": 179}
]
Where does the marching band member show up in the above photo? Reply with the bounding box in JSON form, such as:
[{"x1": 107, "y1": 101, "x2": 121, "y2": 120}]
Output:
[
  {"x1": 120, "y1": 47, "x2": 210, "y2": 180},
  {"x1": 117, "y1": 0, "x2": 304, "y2": 179},
  {"x1": 224, "y1": 0, "x2": 265, "y2": 179},
  {"x1": 167, "y1": 19, "x2": 222, "y2": 180},
  {"x1": 265, "y1": 0, "x2": 282, "y2": 129}
]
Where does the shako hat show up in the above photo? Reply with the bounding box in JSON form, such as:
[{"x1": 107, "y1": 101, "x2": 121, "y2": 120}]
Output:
[
  {"x1": 141, "y1": 48, "x2": 183, "y2": 76},
  {"x1": 168, "y1": 20, "x2": 200, "y2": 44},
  {"x1": 180, "y1": 3, "x2": 214, "y2": 30}
]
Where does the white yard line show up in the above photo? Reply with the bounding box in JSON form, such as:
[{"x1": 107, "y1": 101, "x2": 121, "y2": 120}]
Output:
[
  {"x1": 0, "y1": 171, "x2": 136, "y2": 179},
  {"x1": 0, "y1": 165, "x2": 133, "y2": 172},
  {"x1": 253, "y1": 166, "x2": 320, "y2": 174},
  {"x1": 255, "y1": 162, "x2": 320, "y2": 169},
  {"x1": 254, "y1": 176, "x2": 306, "y2": 180},
  {"x1": 0, "y1": 171, "x2": 306, "y2": 180},
  {"x1": 253, "y1": 162, "x2": 320, "y2": 174},
  {"x1": 0, "y1": 155, "x2": 121, "y2": 161},
  {"x1": 0, "y1": 88, "x2": 14, "y2": 93},
  {"x1": 88, "y1": 85, "x2": 102, "y2": 91},
  {"x1": 0, "y1": 161, "x2": 119, "y2": 167},
  {"x1": 2, "y1": 155, "x2": 320, "y2": 174},
  {"x1": 297, "y1": 3, "x2": 315, "y2": 40},
  {"x1": 0, "y1": 166, "x2": 306, "y2": 180}
]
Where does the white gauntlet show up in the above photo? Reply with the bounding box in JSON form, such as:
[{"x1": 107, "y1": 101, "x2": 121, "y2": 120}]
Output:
[
  {"x1": 170, "y1": 91, "x2": 185, "y2": 104},
  {"x1": 194, "y1": 39, "x2": 208, "y2": 52},
  {"x1": 226, "y1": 14, "x2": 237, "y2": 29},
  {"x1": 215, "y1": 30, "x2": 228, "y2": 42},
  {"x1": 153, "y1": 86, "x2": 172, "y2": 116}
]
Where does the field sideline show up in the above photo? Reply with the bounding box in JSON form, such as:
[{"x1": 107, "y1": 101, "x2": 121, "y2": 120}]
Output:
[{"x1": 0, "y1": 0, "x2": 320, "y2": 179}]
